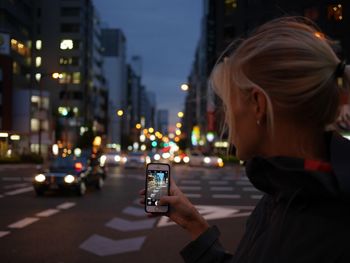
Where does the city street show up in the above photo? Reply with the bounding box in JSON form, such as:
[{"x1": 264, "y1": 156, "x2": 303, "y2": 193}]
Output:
[{"x1": 0, "y1": 164, "x2": 261, "y2": 263}]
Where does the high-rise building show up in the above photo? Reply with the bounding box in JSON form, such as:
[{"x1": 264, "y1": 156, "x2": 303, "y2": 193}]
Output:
[
  {"x1": 33, "y1": 0, "x2": 107, "y2": 149},
  {"x1": 101, "y1": 28, "x2": 127, "y2": 149},
  {"x1": 0, "y1": 0, "x2": 48, "y2": 156}
]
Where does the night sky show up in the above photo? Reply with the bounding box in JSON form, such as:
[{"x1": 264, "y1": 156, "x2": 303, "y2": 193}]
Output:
[{"x1": 93, "y1": 0, "x2": 202, "y2": 129}]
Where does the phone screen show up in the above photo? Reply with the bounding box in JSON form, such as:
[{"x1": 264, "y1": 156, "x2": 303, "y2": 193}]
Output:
[{"x1": 146, "y1": 167, "x2": 169, "y2": 212}]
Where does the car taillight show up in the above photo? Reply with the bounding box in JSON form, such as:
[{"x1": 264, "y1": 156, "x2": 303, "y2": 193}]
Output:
[{"x1": 75, "y1": 162, "x2": 83, "y2": 171}]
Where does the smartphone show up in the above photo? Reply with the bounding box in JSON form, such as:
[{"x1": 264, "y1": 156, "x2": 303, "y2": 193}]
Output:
[{"x1": 145, "y1": 163, "x2": 170, "y2": 213}]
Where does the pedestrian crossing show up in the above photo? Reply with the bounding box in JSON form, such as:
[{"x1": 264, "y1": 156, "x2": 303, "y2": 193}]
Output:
[{"x1": 176, "y1": 169, "x2": 262, "y2": 202}]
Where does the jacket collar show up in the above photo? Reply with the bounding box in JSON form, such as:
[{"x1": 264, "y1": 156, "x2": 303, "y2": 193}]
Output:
[{"x1": 245, "y1": 132, "x2": 350, "y2": 201}]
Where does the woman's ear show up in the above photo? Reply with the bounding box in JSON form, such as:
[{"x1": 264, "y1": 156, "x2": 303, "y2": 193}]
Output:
[{"x1": 251, "y1": 87, "x2": 267, "y2": 122}]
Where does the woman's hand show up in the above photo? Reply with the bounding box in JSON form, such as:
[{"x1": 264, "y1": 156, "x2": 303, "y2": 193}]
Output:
[{"x1": 139, "y1": 177, "x2": 209, "y2": 240}]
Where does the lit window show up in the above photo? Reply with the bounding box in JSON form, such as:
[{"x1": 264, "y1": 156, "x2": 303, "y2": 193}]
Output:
[
  {"x1": 58, "y1": 107, "x2": 69, "y2": 116},
  {"x1": 35, "y1": 57, "x2": 42, "y2": 67},
  {"x1": 11, "y1": 38, "x2": 29, "y2": 56},
  {"x1": 60, "y1": 39, "x2": 74, "y2": 50},
  {"x1": 328, "y1": 4, "x2": 343, "y2": 21},
  {"x1": 36, "y1": 40, "x2": 42, "y2": 50},
  {"x1": 58, "y1": 72, "x2": 72, "y2": 84},
  {"x1": 31, "y1": 118, "x2": 39, "y2": 132},
  {"x1": 35, "y1": 73, "x2": 41, "y2": 82},
  {"x1": 72, "y1": 72, "x2": 80, "y2": 84},
  {"x1": 31, "y1": 96, "x2": 40, "y2": 103}
]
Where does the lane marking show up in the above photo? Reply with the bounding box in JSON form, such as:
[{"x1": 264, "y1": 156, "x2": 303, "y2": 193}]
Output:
[
  {"x1": 243, "y1": 187, "x2": 259, "y2": 192},
  {"x1": 210, "y1": 186, "x2": 234, "y2": 191},
  {"x1": 184, "y1": 193, "x2": 201, "y2": 198},
  {"x1": 8, "y1": 217, "x2": 39, "y2": 229},
  {"x1": 36, "y1": 209, "x2": 60, "y2": 217},
  {"x1": 4, "y1": 187, "x2": 33, "y2": 196},
  {"x1": 0, "y1": 231, "x2": 10, "y2": 238},
  {"x1": 2, "y1": 177, "x2": 21, "y2": 182},
  {"x1": 122, "y1": 206, "x2": 146, "y2": 217},
  {"x1": 208, "y1": 181, "x2": 229, "y2": 185},
  {"x1": 180, "y1": 180, "x2": 200, "y2": 185},
  {"x1": 179, "y1": 186, "x2": 201, "y2": 191},
  {"x1": 212, "y1": 194, "x2": 241, "y2": 199},
  {"x1": 0, "y1": 194, "x2": 3, "y2": 198},
  {"x1": 158, "y1": 205, "x2": 251, "y2": 227},
  {"x1": 106, "y1": 217, "x2": 156, "y2": 231},
  {"x1": 3, "y1": 183, "x2": 29, "y2": 189},
  {"x1": 236, "y1": 181, "x2": 252, "y2": 186},
  {"x1": 80, "y1": 234, "x2": 146, "y2": 256},
  {"x1": 23, "y1": 178, "x2": 33, "y2": 182},
  {"x1": 57, "y1": 202, "x2": 76, "y2": 210},
  {"x1": 251, "y1": 195, "x2": 263, "y2": 199}
]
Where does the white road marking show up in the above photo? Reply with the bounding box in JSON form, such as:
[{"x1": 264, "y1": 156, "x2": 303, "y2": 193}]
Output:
[
  {"x1": 158, "y1": 205, "x2": 251, "y2": 227},
  {"x1": 0, "y1": 195, "x2": 3, "y2": 198},
  {"x1": 179, "y1": 186, "x2": 202, "y2": 191},
  {"x1": 236, "y1": 181, "x2": 252, "y2": 186},
  {"x1": 184, "y1": 193, "x2": 201, "y2": 198},
  {"x1": 208, "y1": 181, "x2": 229, "y2": 185},
  {"x1": 181, "y1": 180, "x2": 200, "y2": 185},
  {"x1": 23, "y1": 178, "x2": 33, "y2": 182},
  {"x1": 243, "y1": 187, "x2": 259, "y2": 192},
  {"x1": 212, "y1": 194, "x2": 241, "y2": 199},
  {"x1": 210, "y1": 186, "x2": 234, "y2": 191},
  {"x1": 2, "y1": 177, "x2": 21, "y2": 182},
  {"x1": 0, "y1": 231, "x2": 10, "y2": 238},
  {"x1": 57, "y1": 202, "x2": 76, "y2": 210},
  {"x1": 3, "y1": 183, "x2": 29, "y2": 189},
  {"x1": 36, "y1": 209, "x2": 60, "y2": 217},
  {"x1": 251, "y1": 195, "x2": 263, "y2": 199},
  {"x1": 8, "y1": 217, "x2": 39, "y2": 229},
  {"x1": 4, "y1": 187, "x2": 33, "y2": 196}
]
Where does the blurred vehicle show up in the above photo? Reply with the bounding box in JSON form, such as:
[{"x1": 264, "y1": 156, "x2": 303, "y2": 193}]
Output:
[
  {"x1": 172, "y1": 152, "x2": 190, "y2": 165},
  {"x1": 100, "y1": 151, "x2": 124, "y2": 167},
  {"x1": 124, "y1": 152, "x2": 146, "y2": 169},
  {"x1": 188, "y1": 152, "x2": 224, "y2": 168},
  {"x1": 33, "y1": 155, "x2": 105, "y2": 196}
]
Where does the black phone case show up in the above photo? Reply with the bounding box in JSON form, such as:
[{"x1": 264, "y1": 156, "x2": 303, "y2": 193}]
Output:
[{"x1": 144, "y1": 163, "x2": 170, "y2": 213}]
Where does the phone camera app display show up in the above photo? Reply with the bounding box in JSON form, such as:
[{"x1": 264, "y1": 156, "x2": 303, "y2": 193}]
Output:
[{"x1": 146, "y1": 170, "x2": 169, "y2": 206}]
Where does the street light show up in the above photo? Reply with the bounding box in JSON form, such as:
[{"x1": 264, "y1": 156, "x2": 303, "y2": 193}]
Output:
[
  {"x1": 177, "y1": 112, "x2": 184, "y2": 118},
  {"x1": 181, "y1": 83, "x2": 189, "y2": 91},
  {"x1": 117, "y1": 110, "x2": 124, "y2": 117}
]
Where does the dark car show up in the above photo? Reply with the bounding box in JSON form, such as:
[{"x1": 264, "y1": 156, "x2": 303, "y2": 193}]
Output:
[{"x1": 33, "y1": 155, "x2": 104, "y2": 196}]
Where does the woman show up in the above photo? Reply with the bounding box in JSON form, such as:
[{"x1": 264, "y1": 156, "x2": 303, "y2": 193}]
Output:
[{"x1": 140, "y1": 17, "x2": 350, "y2": 262}]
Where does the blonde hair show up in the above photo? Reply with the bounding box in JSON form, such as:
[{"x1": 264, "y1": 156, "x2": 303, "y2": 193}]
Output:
[{"x1": 210, "y1": 17, "x2": 350, "y2": 142}]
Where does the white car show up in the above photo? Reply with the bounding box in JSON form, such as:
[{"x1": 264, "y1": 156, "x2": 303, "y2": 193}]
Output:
[
  {"x1": 100, "y1": 152, "x2": 123, "y2": 166},
  {"x1": 188, "y1": 152, "x2": 224, "y2": 168}
]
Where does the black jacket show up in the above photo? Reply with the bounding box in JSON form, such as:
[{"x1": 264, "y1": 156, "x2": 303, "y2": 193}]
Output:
[{"x1": 180, "y1": 132, "x2": 350, "y2": 262}]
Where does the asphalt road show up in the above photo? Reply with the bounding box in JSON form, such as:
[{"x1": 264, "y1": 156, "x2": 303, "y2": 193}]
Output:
[{"x1": 0, "y1": 163, "x2": 261, "y2": 263}]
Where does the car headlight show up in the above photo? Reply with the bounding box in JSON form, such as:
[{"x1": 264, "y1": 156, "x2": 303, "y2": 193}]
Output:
[
  {"x1": 204, "y1": 157, "x2": 211, "y2": 164},
  {"x1": 64, "y1": 174, "x2": 75, "y2": 184},
  {"x1": 183, "y1": 156, "x2": 190, "y2": 163},
  {"x1": 35, "y1": 174, "x2": 46, "y2": 183},
  {"x1": 217, "y1": 158, "x2": 223, "y2": 163},
  {"x1": 100, "y1": 155, "x2": 107, "y2": 166},
  {"x1": 174, "y1": 156, "x2": 181, "y2": 163},
  {"x1": 114, "y1": 155, "x2": 121, "y2": 162},
  {"x1": 154, "y1": 154, "x2": 160, "y2": 161}
]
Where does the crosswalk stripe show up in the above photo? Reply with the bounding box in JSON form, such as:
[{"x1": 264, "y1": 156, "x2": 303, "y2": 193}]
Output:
[
  {"x1": 251, "y1": 195, "x2": 263, "y2": 199},
  {"x1": 208, "y1": 181, "x2": 229, "y2": 185},
  {"x1": 0, "y1": 231, "x2": 10, "y2": 238},
  {"x1": 179, "y1": 186, "x2": 201, "y2": 191},
  {"x1": 184, "y1": 193, "x2": 201, "y2": 198},
  {"x1": 210, "y1": 186, "x2": 234, "y2": 191},
  {"x1": 57, "y1": 202, "x2": 76, "y2": 210},
  {"x1": 181, "y1": 180, "x2": 200, "y2": 184},
  {"x1": 212, "y1": 194, "x2": 241, "y2": 199},
  {"x1": 243, "y1": 187, "x2": 259, "y2": 192}
]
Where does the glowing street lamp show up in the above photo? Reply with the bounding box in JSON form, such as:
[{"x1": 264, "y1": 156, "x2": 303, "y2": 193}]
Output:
[
  {"x1": 177, "y1": 112, "x2": 184, "y2": 118},
  {"x1": 181, "y1": 83, "x2": 189, "y2": 91},
  {"x1": 117, "y1": 110, "x2": 124, "y2": 117},
  {"x1": 176, "y1": 122, "x2": 182, "y2": 128},
  {"x1": 135, "y1": 123, "x2": 142, "y2": 129},
  {"x1": 148, "y1": 127, "x2": 154, "y2": 133}
]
